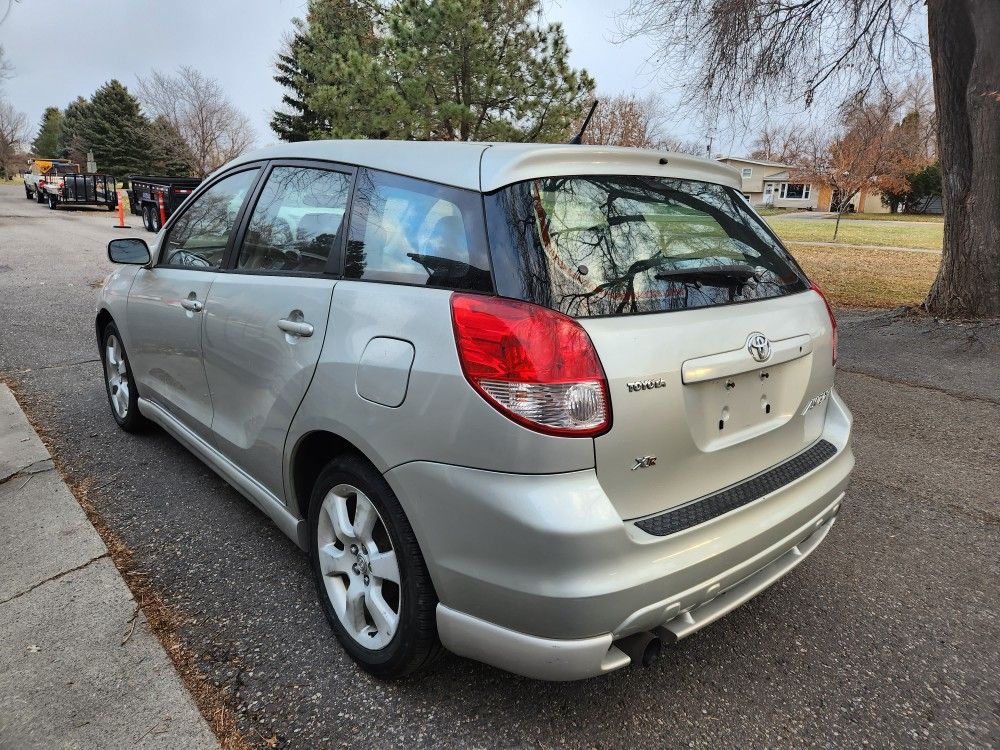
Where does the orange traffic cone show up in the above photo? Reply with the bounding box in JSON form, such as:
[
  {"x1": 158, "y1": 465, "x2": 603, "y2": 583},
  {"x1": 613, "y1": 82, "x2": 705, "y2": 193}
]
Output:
[{"x1": 113, "y1": 190, "x2": 131, "y2": 229}]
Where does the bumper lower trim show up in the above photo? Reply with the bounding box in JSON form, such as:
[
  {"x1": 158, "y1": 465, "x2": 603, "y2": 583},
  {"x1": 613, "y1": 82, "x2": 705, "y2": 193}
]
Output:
[{"x1": 659, "y1": 511, "x2": 836, "y2": 641}]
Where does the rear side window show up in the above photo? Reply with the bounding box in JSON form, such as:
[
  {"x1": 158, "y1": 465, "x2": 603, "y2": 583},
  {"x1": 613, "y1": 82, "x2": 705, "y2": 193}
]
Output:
[
  {"x1": 345, "y1": 169, "x2": 491, "y2": 292},
  {"x1": 485, "y1": 175, "x2": 808, "y2": 317},
  {"x1": 161, "y1": 168, "x2": 259, "y2": 269},
  {"x1": 238, "y1": 166, "x2": 352, "y2": 273}
]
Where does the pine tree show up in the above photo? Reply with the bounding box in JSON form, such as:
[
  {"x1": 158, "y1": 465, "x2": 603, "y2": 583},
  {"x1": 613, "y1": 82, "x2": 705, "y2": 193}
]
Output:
[
  {"x1": 58, "y1": 96, "x2": 90, "y2": 167},
  {"x1": 271, "y1": 0, "x2": 376, "y2": 141},
  {"x1": 78, "y1": 80, "x2": 151, "y2": 178},
  {"x1": 31, "y1": 106, "x2": 62, "y2": 157},
  {"x1": 297, "y1": 0, "x2": 593, "y2": 142},
  {"x1": 148, "y1": 116, "x2": 193, "y2": 176}
]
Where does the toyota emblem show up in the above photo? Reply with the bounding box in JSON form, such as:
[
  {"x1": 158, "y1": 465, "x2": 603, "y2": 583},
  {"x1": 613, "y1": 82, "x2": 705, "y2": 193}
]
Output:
[{"x1": 746, "y1": 332, "x2": 772, "y2": 362}]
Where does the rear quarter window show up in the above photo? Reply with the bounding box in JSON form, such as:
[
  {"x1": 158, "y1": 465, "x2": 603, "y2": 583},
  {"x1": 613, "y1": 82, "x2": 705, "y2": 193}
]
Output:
[
  {"x1": 485, "y1": 175, "x2": 808, "y2": 317},
  {"x1": 345, "y1": 169, "x2": 492, "y2": 293}
]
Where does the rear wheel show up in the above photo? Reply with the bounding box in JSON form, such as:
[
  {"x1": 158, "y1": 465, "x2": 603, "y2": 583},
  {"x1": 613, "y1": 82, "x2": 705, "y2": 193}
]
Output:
[
  {"x1": 47, "y1": 194, "x2": 57, "y2": 210},
  {"x1": 308, "y1": 455, "x2": 442, "y2": 678},
  {"x1": 141, "y1": 205, "x2": 152, "y2": 232},
  {"x1": 150, "y1": 205, "x2": 161, "y2": 231},
  {"x1": 35, "y1": 189, "x2": 45, "y2": 204},
  {"x1": 101, "y1": 323, "x2": 147, "y2": 433},
  {"x1": 25, "y1": 186, "x2": 32, "y2": 199}
]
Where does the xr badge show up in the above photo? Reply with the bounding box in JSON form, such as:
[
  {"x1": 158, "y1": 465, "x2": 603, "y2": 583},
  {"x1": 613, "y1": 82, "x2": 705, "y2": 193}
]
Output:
[{"x1": 631, "y1": 455, "x2": 657, "y2": 471}]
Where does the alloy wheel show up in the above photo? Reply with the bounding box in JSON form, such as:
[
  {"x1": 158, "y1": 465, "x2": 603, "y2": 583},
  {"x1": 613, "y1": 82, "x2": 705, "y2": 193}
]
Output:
[
  {"x1": 104, "y1": 334, "x2": 130, "y2": 419},
  {"x1": 316, "y1": 483, "x2": 401, "y2": 650}
]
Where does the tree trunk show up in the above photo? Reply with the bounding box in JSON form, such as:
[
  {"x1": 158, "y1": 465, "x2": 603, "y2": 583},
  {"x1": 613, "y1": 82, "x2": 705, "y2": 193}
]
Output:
[{"x1": 924, "y1": 0, "x2": 1000, "y2": 317}]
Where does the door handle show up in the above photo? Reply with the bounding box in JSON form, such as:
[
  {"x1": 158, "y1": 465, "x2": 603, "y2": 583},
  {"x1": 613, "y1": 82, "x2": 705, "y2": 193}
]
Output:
[
  {"x1": 277, "y1": 318, "x2": 314, "y2": 337},
  {"x1": 181, "y1": 297, "x2": 203, "y2": 312}
]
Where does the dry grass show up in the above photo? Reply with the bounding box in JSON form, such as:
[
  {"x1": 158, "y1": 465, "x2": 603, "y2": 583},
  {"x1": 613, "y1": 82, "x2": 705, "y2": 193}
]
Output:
[
  {"x1": 839, "y1": 212, "x2": 943, "y2": 223},
  {"x1": 791, "y1": 244, "x2": 940, "y2": 308},
  {"x1": 2, "y1": 380, "x2": 255, "y2": 750},
  {"x1": 768, "y1": 217, "x2": 943, "y2": 250}
]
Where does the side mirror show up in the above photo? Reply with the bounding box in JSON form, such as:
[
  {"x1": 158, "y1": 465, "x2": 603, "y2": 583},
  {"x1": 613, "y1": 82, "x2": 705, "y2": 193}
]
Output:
[{"x1": 107, "y1": 238, "x2": 151, "y2": 265}]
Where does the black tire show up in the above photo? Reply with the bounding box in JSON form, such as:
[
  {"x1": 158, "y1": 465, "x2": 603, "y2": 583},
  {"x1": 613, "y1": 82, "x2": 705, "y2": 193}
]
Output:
[
  {"x1": 308, "y1": 455, "x2": 443, "y2": 678},
  {"x1": 35, "y1": 189, "x2": 45, "y2": 204},
  {"x1": 100, "y1": 322, "x2": 147, "y2": 433},
  {"x1": 25, "y1": 187, "x2": 32, "y2": 199},
  {"x1": 47, "y1": 194, "x2": 57, "y2": 210},
  {"x1": 141, "y1": 205, "x2": 151, "y2": 232},
  {"x1": 150, "y1": 206, "x2": 162, "y2": 231}
]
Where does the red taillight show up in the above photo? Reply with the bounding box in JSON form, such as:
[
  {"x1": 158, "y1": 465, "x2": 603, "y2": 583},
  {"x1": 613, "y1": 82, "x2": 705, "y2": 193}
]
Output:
[
  {"x1": 810, "y1": 281, "x2": 837, "y2": 366},
  {"x1": 451, "y1": 293, "x2": 611, "y2": 437},
  {"x1": 58, "y1": 180, "x2": 64, "y2": 189},
  {"x1": 37, "y1": 178, "x2": 45, "y2": 186}
]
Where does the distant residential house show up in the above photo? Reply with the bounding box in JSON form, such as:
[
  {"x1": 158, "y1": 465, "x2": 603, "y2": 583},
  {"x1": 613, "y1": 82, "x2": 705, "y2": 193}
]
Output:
[{"x1": 717, "y1": 156, "x2": 889, "y2": 213}]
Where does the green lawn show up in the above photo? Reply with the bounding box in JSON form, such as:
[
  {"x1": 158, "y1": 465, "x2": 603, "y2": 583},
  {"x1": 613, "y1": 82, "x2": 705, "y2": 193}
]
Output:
[
  {"x1": 791, "y1": 244, "x2": 940, "y2": 308},
  {"x1": 767, "y1": 217, "x2": 943, "y2": 250}
]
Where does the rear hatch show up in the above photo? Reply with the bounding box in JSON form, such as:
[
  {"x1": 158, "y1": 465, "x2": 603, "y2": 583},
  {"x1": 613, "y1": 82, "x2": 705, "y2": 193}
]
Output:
[{"x1": 484, "y1": 173, "x2": 835, "y2": 520}]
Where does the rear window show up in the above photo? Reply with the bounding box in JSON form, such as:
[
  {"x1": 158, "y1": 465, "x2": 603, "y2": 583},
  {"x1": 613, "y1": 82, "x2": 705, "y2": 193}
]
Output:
[{"x1": 485, "y1": 175, "x2": 808, "y2": 317}]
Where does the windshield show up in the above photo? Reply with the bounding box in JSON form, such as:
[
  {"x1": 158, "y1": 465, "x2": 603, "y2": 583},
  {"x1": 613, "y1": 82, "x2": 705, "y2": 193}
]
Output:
[{"x1": 485, "y1": 175, "x2": 809, "y2": 317}]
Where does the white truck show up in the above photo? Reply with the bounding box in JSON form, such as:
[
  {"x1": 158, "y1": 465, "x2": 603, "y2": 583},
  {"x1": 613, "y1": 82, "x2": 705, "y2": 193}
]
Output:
[{"x1": 23, "y1": 159, "x2": 80, "y2": 203}]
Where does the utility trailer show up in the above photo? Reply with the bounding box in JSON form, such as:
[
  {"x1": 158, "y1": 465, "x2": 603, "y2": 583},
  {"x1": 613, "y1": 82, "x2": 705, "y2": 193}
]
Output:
[
  {"x1": 43, "y1": 173, "x2": 118, "y2": 210},
  {"x1": 126, "y1": 175, "x2": 201, "y2": 232}
]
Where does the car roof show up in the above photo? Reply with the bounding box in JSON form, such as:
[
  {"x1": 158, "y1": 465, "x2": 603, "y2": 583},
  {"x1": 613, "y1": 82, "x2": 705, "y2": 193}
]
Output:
[{"x1": 229, "y1": 140, "x2": 742, "y2": 193}]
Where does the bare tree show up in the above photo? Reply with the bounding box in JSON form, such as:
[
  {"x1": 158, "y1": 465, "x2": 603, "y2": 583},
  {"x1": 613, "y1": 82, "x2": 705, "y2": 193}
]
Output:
[
  {"x1": 0, "y1": 97, "x2": 29, "y2": 178},
  {"x1": 137, "y1": 66, "x2": 255, "y2": 176},
  {"x1": 749, "y1": 123, "x2": 813, "y2": 165},
  {"x1": 619, "y1": 0, "x2": 1000, "y2": 318},
  {"x1": 799, "y1": 93, "x2": 915, "y2": 240},
  {"x1": 578, "y1": 93, "x2": 666, "y2": 148}
]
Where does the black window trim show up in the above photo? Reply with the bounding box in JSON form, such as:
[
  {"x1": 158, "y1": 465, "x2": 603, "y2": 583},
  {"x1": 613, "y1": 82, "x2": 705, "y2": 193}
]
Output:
[
  {"x1": 222, "y1": 158, "x2": 358, "y2": 278},
  {"x1": 155, "y1": 162, "x2": 267, "y2": 271}
]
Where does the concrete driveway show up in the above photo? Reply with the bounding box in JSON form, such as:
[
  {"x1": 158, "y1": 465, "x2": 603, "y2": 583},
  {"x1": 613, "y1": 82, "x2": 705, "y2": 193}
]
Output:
[{"x1": 1, "y1": 184, "x2": 996, "y2": 749}]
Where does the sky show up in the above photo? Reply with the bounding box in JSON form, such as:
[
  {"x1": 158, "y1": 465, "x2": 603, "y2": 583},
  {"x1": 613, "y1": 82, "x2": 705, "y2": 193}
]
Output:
[{"x1": 1, "y1": 0, "x2": 768, "y2": 155}]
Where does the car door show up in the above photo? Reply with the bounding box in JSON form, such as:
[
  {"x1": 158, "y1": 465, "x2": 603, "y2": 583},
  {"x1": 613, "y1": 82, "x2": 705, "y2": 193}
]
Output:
[
  {"x1": 127, "y1": 167, "x2": 261, "y2": 441},
  {"x1": 201, "y1": 162, "x2": 355, "y2": 500}
]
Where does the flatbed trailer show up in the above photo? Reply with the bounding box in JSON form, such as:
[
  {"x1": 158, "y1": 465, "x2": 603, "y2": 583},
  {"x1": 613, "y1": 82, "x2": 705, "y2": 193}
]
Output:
[
  {"x1": 43, "y1": 173, "x2": 118, "y2": 210},
  {"x1": 126, "y1": 175, "x2": 202, "y2": 232}
]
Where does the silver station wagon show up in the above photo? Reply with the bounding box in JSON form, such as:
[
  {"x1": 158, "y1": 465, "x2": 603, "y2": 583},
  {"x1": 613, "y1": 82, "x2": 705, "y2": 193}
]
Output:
[{"x1": 97, "y1": 141, "x2": 853, "y2": 680}]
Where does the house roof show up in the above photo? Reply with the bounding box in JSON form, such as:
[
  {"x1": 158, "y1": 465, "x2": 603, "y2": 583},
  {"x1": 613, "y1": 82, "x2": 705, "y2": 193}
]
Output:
[{"x1": 227, "y1": 140, "x2": 743, "y2": 192}]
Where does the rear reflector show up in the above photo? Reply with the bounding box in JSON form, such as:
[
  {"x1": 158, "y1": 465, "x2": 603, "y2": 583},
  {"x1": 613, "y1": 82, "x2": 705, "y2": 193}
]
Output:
[
  {"x1": 809, "y1": 281, "x2": 837, "y2": 366},
  {"x1": 451, "y1": 294, "x2": 611, "y2": 436}
]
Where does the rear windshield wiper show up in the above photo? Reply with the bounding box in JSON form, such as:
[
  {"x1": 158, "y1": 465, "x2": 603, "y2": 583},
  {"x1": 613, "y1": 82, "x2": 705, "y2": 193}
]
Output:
[{"x1": 655, "y1": 264, "x2": 759, "y2": 287}]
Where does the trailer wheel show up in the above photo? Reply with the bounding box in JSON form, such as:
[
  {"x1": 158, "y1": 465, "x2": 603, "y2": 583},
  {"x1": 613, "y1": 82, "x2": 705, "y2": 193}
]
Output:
[
  {"x1": 47, "y1": 194, "x2": 58, "y2": 210},
  {"x1": 142, "y1": 205, "x2": 153, "y2": 232}
]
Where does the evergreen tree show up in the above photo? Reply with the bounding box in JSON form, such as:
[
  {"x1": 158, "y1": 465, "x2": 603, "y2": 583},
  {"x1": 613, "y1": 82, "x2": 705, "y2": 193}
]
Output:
[
  {"x1": 271, "y1": 0, "x2": 377, "y2": 141},
  {"x1": 31, "y1": 106, "x2": 62, "y2": 156},
  {"x1": 148, "y1": 115, "x2": 193, "y2": 176},
  {"x1": 290, "y1": 0, "x2": 593, "y2": 142},
  {"x1": 78, "y1": 80, "x2": 151, "y2": 178},
  {"x1": 58, "y1": 96, "x2": 90, "y2": 166}
]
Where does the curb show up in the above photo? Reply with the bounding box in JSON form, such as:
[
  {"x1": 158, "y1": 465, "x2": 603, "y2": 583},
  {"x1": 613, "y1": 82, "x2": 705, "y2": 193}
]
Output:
[{"x1": 0, "y1": 384, "x2": 219, "y2": 749}]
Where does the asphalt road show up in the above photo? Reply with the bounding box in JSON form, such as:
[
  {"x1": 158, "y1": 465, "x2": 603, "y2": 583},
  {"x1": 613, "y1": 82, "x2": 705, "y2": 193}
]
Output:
[{"x1": 1, "y1": 184, "x2": 997, "y2": 749}]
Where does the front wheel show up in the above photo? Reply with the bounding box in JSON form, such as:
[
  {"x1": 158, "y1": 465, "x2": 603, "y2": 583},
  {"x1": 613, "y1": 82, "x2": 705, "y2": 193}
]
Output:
[
  {"x1": 308, "y1": 455, "x2": 443, "y2": 678},
  {"x1": 101, "y1": 323, "x2": 147, "y2": 432}
]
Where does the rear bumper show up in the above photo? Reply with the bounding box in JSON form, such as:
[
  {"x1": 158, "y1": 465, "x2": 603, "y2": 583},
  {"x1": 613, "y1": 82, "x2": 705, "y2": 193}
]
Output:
[
  {"x1": 384, "y1": 391, "x2": 853, "y2": 680},
  {"x1": 437, "y1": 503, "x2": 839, "y2": 681}
]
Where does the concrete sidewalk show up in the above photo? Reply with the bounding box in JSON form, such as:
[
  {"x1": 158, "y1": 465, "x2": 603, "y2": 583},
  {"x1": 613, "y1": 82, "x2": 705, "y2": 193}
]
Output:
[{"x1": 0, "y1": 385, "x2": 217, "y2": 750}]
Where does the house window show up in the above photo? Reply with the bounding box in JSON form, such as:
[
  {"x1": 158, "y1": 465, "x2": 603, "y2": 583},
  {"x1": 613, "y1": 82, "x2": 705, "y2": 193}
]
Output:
[
  {"x1": 741, "y1": 167, "x2": 753, "y2": 178},
  {"x1": 779, "y1": 183, "x2": 811, "y2": 199}
]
